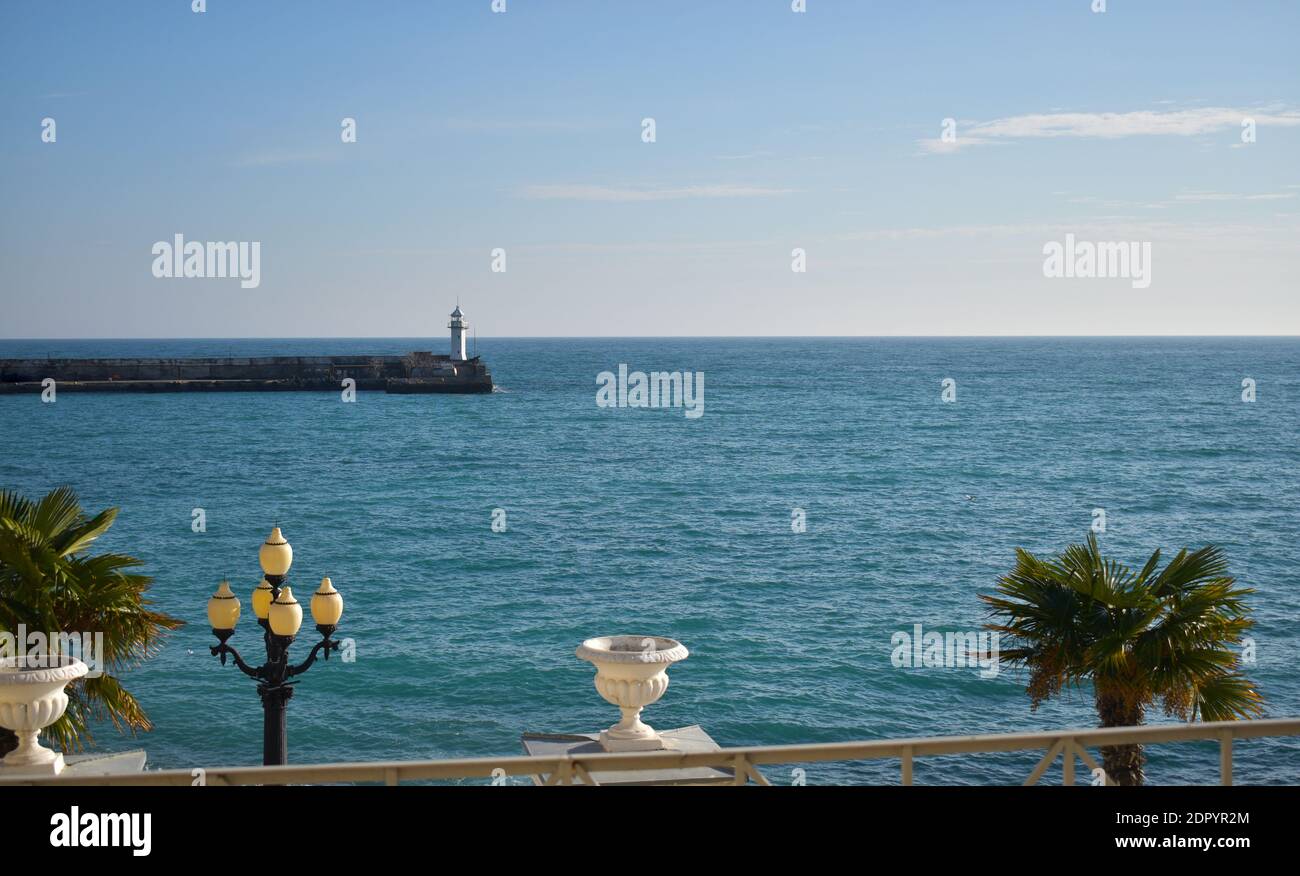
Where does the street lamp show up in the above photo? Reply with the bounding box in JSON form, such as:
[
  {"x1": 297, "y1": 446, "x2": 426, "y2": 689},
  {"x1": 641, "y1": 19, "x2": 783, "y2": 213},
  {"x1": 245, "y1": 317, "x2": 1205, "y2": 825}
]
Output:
[{"x1": 207, "y1": 527, "x2": 345, "y2": 765}]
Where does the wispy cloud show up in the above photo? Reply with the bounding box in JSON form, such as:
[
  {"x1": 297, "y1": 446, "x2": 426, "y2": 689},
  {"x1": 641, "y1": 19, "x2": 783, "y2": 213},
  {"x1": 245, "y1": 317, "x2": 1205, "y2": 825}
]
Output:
[
  {"x1": 1058, "y1": 188, "x2": 1297, "y2": 209},
  {"x1": 1174, "y1": 190, "x2": 1296, "y2": 202},
  {"x1": 518, "y1": 183, "x2": 798, "y2": 202},
  {"x1": 233, "y1": 149, "x2": 339, "y2": 168},
  {"x1": 919, "y1": 137, "x2": 997, "y2": 154},
  {"x1": 835, "y1": 220, "x2": 1300, "y2": 245},
  {"x1": 714, "y1": 150, "x2": 824, "y2": 162},
  {"x1": 919, "y1": 106, "x2": 1300, "y2": 153},
  {"x1": 714, "y1": 150, "x2": 776, "y2": 160},
  {"x1": 446, "y1": 118, "x2": 604, "y2": 132}
]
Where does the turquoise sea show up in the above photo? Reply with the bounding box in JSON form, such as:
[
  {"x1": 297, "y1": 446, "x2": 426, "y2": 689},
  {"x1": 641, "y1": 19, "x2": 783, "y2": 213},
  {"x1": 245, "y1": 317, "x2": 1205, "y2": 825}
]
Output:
[{"x1": 1, "y1": 337, "x2": 1298, "y2": 785}]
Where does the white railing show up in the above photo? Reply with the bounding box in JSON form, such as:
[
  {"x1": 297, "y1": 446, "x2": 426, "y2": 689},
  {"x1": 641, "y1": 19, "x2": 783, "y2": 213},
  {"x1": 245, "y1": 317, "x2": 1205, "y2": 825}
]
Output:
[{"x1": 3, "y1": 717, "x2": 1297, "y2": 786}]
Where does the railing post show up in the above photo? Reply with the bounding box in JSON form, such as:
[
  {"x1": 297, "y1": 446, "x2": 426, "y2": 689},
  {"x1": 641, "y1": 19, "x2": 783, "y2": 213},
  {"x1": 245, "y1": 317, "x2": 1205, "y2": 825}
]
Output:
[
  {"x1": 1024, "y1": 738, "x2": 1066, "y2": 786},
  {"x1": 900, "y1": 746, "x2": 913, "y2": 786},
  {"x1": 1219, "y1": 731, "x2": 1233, "y2": 786},
  {"x1": 733, "y1": 755, "x2": 749, "y2": 785},
  {"x1": 1072, "y1": 743, "x2": 1107, "y2": 786},
  {"x1": 573, "y1": 763, "x2": 599, "y2": 786},
  {"x1": 544, "y1": 760, "x2": 573, "y2": 785},
  {"x1": 1062, "y1": 740, "x2": 1075, "y2": 785}
]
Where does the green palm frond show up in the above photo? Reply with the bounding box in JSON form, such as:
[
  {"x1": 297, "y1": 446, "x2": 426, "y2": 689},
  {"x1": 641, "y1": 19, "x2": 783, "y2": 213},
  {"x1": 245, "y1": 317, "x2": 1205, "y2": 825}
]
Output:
[
  {"x1": 0, "y1": 486, "x2": 183, "y2": 753},
  {"x1": 29, "y1": 487, "x2": 87, "y2": 542},
  {"x1": 983, "y1": 533, "x2": 1263, "y2": 728},
  {"x1": 52, "y1": 506, "x2": 118, "y2": 558},
  {"x1": 0, "y1": 490, "x2": 33, "y2": 523}
]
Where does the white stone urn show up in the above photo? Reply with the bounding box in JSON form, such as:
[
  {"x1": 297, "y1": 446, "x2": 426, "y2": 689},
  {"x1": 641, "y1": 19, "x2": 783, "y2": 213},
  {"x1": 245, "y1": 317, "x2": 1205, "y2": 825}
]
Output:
[
  {"x1": 0, "y1": 655, "x2": 88, "y2": 776},
  {"x1": 576, "y1": 636, "x2": 688, "y2": 752}
]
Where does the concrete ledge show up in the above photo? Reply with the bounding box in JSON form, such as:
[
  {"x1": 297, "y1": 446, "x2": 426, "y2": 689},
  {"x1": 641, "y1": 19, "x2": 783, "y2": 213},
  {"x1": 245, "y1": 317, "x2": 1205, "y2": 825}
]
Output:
[{"x1": 521, "y1": 726, "x2": 741, "y2": 786}]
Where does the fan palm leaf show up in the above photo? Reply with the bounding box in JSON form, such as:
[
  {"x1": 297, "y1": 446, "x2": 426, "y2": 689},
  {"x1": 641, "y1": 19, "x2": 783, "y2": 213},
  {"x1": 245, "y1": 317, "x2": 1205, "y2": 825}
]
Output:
[{"x1": 981, "y1": 533, "x2": 1262, "y2": 785}]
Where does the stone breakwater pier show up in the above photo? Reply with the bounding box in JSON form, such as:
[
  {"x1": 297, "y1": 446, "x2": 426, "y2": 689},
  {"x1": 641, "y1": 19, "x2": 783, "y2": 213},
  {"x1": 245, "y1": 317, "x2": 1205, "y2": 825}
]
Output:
[
  {"x1": 0, "y1": 306, "x2": 493, "y2": 395},
  {"x1": 0, "y1": 351, "x2": 493, "y2": 394}
]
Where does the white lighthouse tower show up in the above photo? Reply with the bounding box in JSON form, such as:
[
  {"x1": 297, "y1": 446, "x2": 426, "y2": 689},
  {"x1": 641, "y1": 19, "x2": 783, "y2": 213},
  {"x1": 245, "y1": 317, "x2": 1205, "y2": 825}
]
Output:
[{"x1": 448, "y1": 304, "x2": 469, "y2": 361}]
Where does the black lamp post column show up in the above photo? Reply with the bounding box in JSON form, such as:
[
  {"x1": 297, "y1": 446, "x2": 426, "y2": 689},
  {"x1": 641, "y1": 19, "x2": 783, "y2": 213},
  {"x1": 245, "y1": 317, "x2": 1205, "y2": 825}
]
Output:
[
  {"x1": 207, "y1": 530, "x2": 345, "y2": 766},
  {"x1": 260, "y1": 682, "x2": 291, "y2": 766}
]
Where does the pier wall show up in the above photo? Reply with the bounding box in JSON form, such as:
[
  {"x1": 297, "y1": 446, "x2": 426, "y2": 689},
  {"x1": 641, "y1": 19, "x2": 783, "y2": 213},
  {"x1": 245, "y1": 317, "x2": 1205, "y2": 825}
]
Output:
[{"x1": 0, "y1": 353, "x2": 493, "y2": 394}]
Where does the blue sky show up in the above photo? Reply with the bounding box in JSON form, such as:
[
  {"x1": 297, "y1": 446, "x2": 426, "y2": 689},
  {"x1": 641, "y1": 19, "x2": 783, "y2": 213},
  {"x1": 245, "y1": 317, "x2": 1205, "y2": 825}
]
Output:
[{"x1": 1, "y1": 0, "x2": 1297, "y2": 337}]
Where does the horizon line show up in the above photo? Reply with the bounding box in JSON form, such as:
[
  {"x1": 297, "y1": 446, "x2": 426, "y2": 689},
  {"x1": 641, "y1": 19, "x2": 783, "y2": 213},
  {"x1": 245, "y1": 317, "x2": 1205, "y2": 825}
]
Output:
[{"x1": 3, "y1": 334, "x2": 1300, "y2": 342}]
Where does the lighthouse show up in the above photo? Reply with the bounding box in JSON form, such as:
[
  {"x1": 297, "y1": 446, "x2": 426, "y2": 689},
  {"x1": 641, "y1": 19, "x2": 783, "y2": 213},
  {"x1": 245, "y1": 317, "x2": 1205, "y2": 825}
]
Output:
[{"x1": 449, "y1": 305, "x2": 469, "y2": 361}]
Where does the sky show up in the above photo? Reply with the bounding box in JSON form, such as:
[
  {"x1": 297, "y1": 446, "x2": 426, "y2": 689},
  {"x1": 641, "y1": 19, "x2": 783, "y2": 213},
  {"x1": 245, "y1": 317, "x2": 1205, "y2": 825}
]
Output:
[{"x1": 1, "y1": 0, "x2": 1298, "y2": 338}]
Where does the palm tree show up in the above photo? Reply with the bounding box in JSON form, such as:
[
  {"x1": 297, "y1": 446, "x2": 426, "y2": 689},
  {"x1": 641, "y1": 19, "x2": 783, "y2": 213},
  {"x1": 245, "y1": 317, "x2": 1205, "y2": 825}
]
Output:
[
  {"x1": 981, "y1": 533, "x2": 1262, "y2": 786},
  {"x1": 0, "y1": 486, "x2": 183, "y2": 755}
]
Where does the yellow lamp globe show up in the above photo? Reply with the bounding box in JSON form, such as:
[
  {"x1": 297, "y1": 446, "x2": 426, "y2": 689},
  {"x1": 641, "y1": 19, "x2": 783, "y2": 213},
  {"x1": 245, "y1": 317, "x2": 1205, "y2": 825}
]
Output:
[
  {"x1": 207, "y1": 581, "x2": 241, "y2": 631},
  {"x1": 310, "y1": 577, "x2": 344, "y2": 627},
  {"x1": 251, "y1": 578, "x2": 275, "y2": 620},
  {"x1": 268, "y1": 585, "x2": 303, "y2": 637},
  {"x1": 258, "y1": 527, "x2": 293, "y2": 577}
]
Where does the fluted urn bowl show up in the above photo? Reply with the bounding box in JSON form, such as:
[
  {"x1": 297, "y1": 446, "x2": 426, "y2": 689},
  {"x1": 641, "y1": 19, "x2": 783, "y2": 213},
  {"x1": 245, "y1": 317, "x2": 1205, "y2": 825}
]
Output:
[
  {"x1": 576, "y1": 636, "x2": 688, "y2": 752},
  {"x1": 0, "y1": 655, "x2": 88, "y2": 772}
]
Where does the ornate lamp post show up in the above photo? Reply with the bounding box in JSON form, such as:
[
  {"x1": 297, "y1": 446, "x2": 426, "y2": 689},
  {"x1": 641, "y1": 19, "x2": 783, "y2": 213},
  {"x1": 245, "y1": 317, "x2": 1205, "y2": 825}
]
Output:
[{"x1": 206, "y1": 527, "x2": 345, "y2": 765}]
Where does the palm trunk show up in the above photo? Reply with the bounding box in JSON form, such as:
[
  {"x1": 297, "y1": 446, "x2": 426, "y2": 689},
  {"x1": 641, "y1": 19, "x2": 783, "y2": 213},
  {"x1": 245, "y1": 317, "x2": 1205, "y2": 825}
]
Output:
[{"x1": 1095, "y1": 689, "x2": 1145, "y2": 786}]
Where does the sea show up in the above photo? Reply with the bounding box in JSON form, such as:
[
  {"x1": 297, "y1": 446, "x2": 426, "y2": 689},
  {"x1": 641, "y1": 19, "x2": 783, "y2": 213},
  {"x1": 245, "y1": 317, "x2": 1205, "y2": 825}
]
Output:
[{"x1": 1, "y1": 337, "x2": 1297, "y2": 785}]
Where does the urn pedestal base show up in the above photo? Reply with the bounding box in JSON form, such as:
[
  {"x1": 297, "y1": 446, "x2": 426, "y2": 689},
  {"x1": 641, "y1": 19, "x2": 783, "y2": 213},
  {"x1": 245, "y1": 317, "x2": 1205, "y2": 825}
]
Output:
[
  {"x1": 599, "y1": 729, "x2": 666, "y2": 752},
  {"x1": 0, "y1": 753, "x2": 67, "y2": 778}
]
